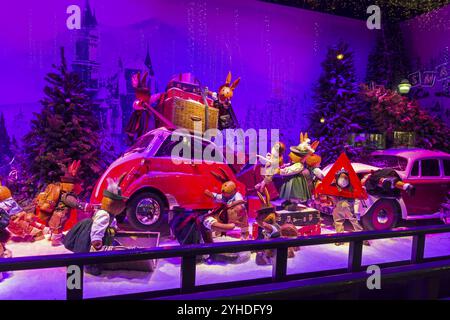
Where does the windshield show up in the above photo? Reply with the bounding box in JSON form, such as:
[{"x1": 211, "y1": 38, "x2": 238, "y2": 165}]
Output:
[
  {"x1": 125, "y1": 134, "x2": 155, "y2": 154},
  {"x1": 367, "y1": 155, "x2": 408, "y2": 171}
]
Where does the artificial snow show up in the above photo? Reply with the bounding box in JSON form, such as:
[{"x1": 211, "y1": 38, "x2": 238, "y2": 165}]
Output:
[{"x1": 0, "y1": 223, "x2": 449, "y2": 300}]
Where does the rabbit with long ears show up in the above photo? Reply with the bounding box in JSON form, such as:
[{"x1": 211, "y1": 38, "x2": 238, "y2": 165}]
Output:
[
  {"x1": 254, "y1": 187, "x2": 299, "y2": 266},
  {"x1": 125, "y1": 70, "x2": 154, "y2": 144},
  {"x1": 279, "y1": 132, "x2": 320, "y2": 203},
  {"x1": 204, "y1": 168, "x2": 249, "y2": 239},
  {"x1": 209, "y1": 71, "x2": 241, "y2": 130}
]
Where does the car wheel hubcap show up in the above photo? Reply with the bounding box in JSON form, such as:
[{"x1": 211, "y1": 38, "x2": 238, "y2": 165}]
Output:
[
  {"x1": 136, "y1": 198, "x2": 161, "y2": 225},
  {"x1": 372, "y1": 203, "x2": 395, "y2": 230},
  {"x1": 376, "y1": 209, "x2": 389, "y2": 224}
]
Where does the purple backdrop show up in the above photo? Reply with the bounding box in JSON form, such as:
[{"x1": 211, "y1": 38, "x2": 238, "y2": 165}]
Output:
[{"x1": 0, "y1": 0, "x2": 376, "y2": 149}]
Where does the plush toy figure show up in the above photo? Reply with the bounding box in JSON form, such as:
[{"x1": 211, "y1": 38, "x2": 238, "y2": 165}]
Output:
[
  {"x1": 255, "y1": 141, "x2": 286, "y2": 193},
  {"x1": 64, "y1": 174, "x2": 128, "y2": 275},
  {"x1": 0, "y1": 182, "x2": 49, "y2": 242},
  {"x1": 209, "y1": 71, "x2": 240, "y2": 130},
  {"x1": 279, "y1": 133, "x2": 319, "y2": 203},
  {"x1": 125, "y1": 71, "x2": 153, "y2": 144},
  {"x1": 304, "y1": 153, "x2": 325, "y2": 196},
  {"x1": 36, "y1": 160, "x2": 91, "y2": 246},
  {"x1": 254, "y1": 187, "x2": 299, "y2": 265},
  {"x1": 332, "y1": 169, "x2": 369, "y2": 246},
  {"x1": 204, "y1": 168, "x2": 248, "y2": 240}
]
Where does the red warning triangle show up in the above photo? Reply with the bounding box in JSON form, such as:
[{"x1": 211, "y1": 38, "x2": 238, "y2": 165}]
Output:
[{"x1": 316, "y1": 152, "x2": 367, "y2": 199}]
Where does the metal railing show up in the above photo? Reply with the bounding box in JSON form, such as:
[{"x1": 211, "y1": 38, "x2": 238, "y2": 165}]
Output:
[{"x1": 1, "y1": 224, "x2": 450, "y2": 300}]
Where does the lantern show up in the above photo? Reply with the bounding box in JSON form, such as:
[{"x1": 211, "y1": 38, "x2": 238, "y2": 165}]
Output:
[
  {"x1": 398, "y1": 79, "x2": 411, "y2": 94},
  {"x1": 336, "y1": 53, "x2": 344, "y2": 60}
]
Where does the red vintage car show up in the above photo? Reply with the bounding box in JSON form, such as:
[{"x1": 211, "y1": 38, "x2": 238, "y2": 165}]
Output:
[
  {"x1": 90, "y1": 127, "x2": 263, "y2": 230},
  {"x1": 319, "y1": 148, "x2": 450, "y2": 230}
]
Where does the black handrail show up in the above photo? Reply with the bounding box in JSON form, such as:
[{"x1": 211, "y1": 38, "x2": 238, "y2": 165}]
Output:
[{"x1": 1, "y1": 224, "x2": 450, "y2": 299}]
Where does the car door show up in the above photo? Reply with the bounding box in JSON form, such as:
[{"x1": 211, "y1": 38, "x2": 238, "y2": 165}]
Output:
[
  {"x1": 150, "y1": 133, "x2": 210, "y2": 209},
  {"x1": 403, "y1": 158, "x2": 447, "y2": 215}
]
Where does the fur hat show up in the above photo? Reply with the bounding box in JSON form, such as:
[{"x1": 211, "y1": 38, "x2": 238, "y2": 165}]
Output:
[{"x1": 103, "y1": 174, "x2": 129, "y2": 201}]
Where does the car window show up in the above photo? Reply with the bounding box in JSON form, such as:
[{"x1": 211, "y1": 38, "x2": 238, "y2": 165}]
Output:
[
  {"x1": 444, "y1": 159, "x2": 450, "y2": 176},
  {"x1": 155, "y1": 134, "x2": 224, "y2": 163},
  {"x1": 421, "y1": 159, "x2": 440, "y2": 177},
  {"x1": 411, "y1": 161, "x2": 419, "y2": 176},
  {"x1": 155, "y1": 134, "x2": 191, "y2": 159},
  {"x1": 367, "y1": 155, "x2": 408, "y2": 171},
  {"x1": 125, "y1": 134, "x2": 155, "y2": 154}
]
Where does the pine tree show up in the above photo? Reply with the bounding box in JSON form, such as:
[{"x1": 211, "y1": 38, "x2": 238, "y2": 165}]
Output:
[
  {"x1": 22, "y1": 47, "x2": 113, "y2": 195},
  {"x1": 366, "y1": 23, "x2": 410, "y2": 89},
  {"x1": 362, "y1": 86, "x2": 450, "y2": 152},
  {"x1": 0, "y1": 113, "x2": 12, "y2": 164},
  {"x1": 309, "y1": 42, "x2": 371, "y2": 165}
]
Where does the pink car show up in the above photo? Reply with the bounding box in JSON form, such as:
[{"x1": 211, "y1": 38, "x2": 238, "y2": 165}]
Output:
[{"x1": 320, "y1": 148, "x2": 450, "y2": 230}]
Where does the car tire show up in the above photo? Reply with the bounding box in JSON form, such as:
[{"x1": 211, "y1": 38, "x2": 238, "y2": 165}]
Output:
[
  {"x1": 126, "y1": 192, "x2": 166, "y2": 231},
  {"x1": 361, "y1": 199, "x2": 400, "y2": 231}
]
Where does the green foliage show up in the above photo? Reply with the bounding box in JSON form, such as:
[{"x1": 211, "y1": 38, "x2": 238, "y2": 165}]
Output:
[
  {"x1": 362, "y1": 86, "x2": 450, "y2": 153},
  {"x1": 310, "y1": 42, "x2": 372, "y2": 165},
  {"x1": 22, "y1": 47, "x2": 113, "y2": 196}
]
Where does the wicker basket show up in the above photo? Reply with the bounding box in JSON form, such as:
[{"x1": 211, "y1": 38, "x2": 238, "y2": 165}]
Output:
[{"x1": 164, "y1": 97, "x2": 218, "y2": 132}]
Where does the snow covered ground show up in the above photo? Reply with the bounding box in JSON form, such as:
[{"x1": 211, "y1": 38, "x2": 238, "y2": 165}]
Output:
[{"x1": 0, "y1": 222, "x2": 449, "y2": 300}]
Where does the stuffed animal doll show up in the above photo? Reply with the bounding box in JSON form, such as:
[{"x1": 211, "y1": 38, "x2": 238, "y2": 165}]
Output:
[
  {"x1": 331, "y1": 169, "x2": 370, "y2": 246},
  {"x1": 208, "y1": 71, "x2": 240, "y2": 130},
  {"x1": 204, "y1": 168, "x2": 248, "y2": 240},
  {"x1": 36, "y1": 160, "x2": 92, "y2": 246},
  {"x1": 0, "y1": 182, "x2": 49, "y2": 242},
  {"x1": 64, "y1": 174, "x2": 129, "y2": 275},
  {"x1": 279, "y1": 133, "x2": 319, "y2": 203},
  {"x1": 255, "y1": 141, "x2": 286, "y2": 193},
  {"x1": 0, "y1": 209, "x2": 12, "y2": 258},
  {"x1": 125, "y1": 71, "x2": 153, "y2": 144},
  {"x1": 254, "y1": 187, "x2": 299, "y2": 265}
]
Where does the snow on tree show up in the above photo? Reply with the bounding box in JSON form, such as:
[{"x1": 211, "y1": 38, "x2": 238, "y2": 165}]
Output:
[
  {"x1": 362, "y1": 85, "x2": 450, "y2": 153},
  {"x1": 309, "y1": 42, "x2": 372, "y2": 165},
  {"x1": 22, "y1": 47, "x2": 114, "y2": 195}
]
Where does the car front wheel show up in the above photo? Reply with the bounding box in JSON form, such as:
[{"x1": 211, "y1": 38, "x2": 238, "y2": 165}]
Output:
[
  {"x1": 361, "y1": 199, "x2": 400, "y2": 231},
  {"x1": 126, "y1": 192, "x2": 166, "y2": 231}
]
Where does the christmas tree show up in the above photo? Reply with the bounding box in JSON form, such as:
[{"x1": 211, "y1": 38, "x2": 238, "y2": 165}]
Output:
[
  {"x1": 0, "y1": 113, "x2": 12, "y2": 164},
  {"x1": 362, "y1": 86, "x2": 450, "y2": 153},
  {"x1": 365, "y1": 22, "x2": 410, "y2": 89},
  {"x1": 22, "y1": 47, "x2": 113, "y2": 195},
  {"x1": 309, "y1": 42, "x2": 372, "y2": 165}
]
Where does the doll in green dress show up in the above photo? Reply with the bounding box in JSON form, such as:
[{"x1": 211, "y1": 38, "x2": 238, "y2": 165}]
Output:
[{"x1": 279, "y1": 133, "x2": 319, "y2": 203}]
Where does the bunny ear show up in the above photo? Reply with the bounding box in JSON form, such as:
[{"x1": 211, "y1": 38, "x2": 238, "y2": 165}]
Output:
[
  {"x1": 257, "y1": 191, "x2": 266, "y2": 206},
  {"x1": 225, "y1": 71, "x2": 232, "y2": 85},
  {"x1": 311, "y1": 140, "x2": 320, "y2": 151},
  {"x1": 264, "y1": 187, "x2": 271, "y2": 205},
  {"x1": 141, "y1": 71, "x2": 149, "y2": 87},
  {"x1": 230, "y1": 77, "x2": 240, "y2": 90},
  {"x1": 117, "y1": 173, "x2": 127, "y2": 187},
  {"x1": 300, "y1": 132, "x2": 304, "y2": 143},
  {"x1": 304, "y1": 132, "x2": 309, "y2": 140},
  {"x1": 211, "y1": 171, "x2": 227, "y2": 183},
  {"x1": 219, "y1": 167, "x2": 232, "y2": 182}
]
